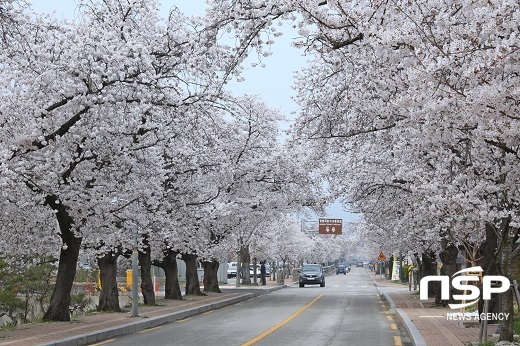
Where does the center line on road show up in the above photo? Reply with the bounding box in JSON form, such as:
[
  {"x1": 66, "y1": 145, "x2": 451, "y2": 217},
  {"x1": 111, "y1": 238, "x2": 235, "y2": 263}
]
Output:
[{"x1": 241, "y1": 294, "x2": 323, "y2": 346}]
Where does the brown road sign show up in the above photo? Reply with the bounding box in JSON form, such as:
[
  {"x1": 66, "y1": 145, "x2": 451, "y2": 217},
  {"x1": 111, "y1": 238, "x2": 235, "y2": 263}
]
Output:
[
  {"x1": 318, "y1": 219, "x2": 342, "y2": 235},
  {"x1": 377, "y1": 252, "x2": 386, "y2": 261}
]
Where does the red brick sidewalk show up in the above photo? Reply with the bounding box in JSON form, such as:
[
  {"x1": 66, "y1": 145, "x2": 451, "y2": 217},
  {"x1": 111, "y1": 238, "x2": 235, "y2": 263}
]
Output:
[
  {"x1": 388, "y1": 290, "x2": 484, "y2": 346},
  {"x1": 0, "y1": 277, "x2": 292, "y2": 346},
  {"x1": 0, "y1": 292, "x2": 247, "y2": 346},
  {"x1": 370, "y1": 272, "x2": 492, "y2": 346}
]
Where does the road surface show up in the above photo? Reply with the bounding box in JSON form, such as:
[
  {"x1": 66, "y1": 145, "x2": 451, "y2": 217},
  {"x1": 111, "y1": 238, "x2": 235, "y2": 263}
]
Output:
[{"x1": 92, "y1": 267, "x2": 411, "y2": 346}]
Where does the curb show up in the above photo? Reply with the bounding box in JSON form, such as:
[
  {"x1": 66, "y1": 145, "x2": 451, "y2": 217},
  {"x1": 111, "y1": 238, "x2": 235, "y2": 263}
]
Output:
[
  {"x1": 383, "y1": 292, "x2": 427, "y2": 346},
  {"x1": 40, "y1": 293, "x2": 255, "y2": 346},
  {"x1": 264, "y1": 285, "x2": 287, "y2": 293},
  {"x1": 367, "y1": 273, "x2": 427, "y2": 346}
]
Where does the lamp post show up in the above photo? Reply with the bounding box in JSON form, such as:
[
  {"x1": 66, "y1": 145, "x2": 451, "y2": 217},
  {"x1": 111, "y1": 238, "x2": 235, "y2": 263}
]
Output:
[{"x1": 131, "y1": 200, "x2": 139, "y2": 317}]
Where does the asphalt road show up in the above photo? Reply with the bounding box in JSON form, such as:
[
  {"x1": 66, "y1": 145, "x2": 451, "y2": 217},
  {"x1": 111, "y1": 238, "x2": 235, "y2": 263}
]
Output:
[{"x1": 93, "y1": 267, "x2": 410, "y2": 346}]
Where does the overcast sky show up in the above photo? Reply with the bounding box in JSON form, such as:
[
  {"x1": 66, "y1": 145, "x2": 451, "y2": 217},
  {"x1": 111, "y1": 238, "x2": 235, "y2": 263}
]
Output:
[{"x1": 29, "y1": 0, "x2": 360, "y2": 226}]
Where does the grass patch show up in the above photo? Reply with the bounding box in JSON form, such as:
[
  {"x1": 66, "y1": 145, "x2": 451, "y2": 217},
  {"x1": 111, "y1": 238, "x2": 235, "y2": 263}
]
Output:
[
  {"x1": 514, "y1": 316, "x2": 520, "y2": 335},
  {"x1": 476, "y1": 341, "x2": 494, "y2": 346},
  {"x1": 0, "y1": 323, "x2": 16, "y2": 332}
]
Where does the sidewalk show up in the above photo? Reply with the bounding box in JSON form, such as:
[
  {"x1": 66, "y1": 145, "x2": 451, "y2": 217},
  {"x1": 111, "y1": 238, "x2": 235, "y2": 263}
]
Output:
[
  {"x1": 0, "y1": 278, "x2": 291, "y2": 346},
  {"x1": 370, "y1": 272, "x2": 489, "y2": 346}
]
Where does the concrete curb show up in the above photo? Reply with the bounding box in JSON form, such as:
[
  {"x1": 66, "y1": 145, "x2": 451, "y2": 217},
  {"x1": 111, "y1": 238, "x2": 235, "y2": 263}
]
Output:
[
  {"x1": 383, "y1": 292, "x2": 427, "y2": 346},
  {"x1": 264, "y1": 285, "x2": 286, "y2": 293},
  {"x1": 40, "y1": 293, "x2": 255, "y2": 346},
  {"x1": 367, "y1": 273, "x2": 427, "y2": 346}
]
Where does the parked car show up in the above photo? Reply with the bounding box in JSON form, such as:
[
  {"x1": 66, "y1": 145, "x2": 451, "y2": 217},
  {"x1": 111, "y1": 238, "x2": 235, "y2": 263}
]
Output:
[
  {"x1": 336, "y1": 264, "x2": 347, "y2": 275},
  {"x1": 264, "y1": 264, "x2": 271, "y2": 276},
  {"x1": 299, "y1": 264, "x2": 325, "y2": 287},
  {"x1": 250, "y1": 265, "x2": 262, "y2": 278},
  {"x1": 227, "y1": 262, "x2": 237, "y2": 278}
]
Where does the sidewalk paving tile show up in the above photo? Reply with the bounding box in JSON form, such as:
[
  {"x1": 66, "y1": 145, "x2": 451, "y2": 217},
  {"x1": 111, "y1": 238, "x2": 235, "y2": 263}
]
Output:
[
  {"x1": 0, "y1": 278, "x2": 291, "y2": 346},
  {"x1": 370, "y1": 272, "x2": 490, "y2": 346}
]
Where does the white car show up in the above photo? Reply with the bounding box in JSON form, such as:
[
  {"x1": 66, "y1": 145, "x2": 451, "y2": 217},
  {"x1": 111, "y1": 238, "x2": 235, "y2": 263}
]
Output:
[
  {"x1": 250, "y1": 265, "x2": 261, "y2": 278},
  {"x1": 227, "y1": 262, "x2": 237, "y2": 278}
]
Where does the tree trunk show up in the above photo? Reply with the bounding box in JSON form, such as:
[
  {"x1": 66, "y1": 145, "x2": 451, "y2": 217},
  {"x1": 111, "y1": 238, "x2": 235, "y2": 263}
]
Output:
[
  {"x1": 478, "y1": 223, "x2": 500, "y2": 317},
  {"x1": 43, "y1": 197, "x2": 82, "y2": 322},
  {"x1": 240, "y1": 245, "x2": 251, "y2": 285},
  {"x1": 138, "y1": 239, "x2": 155, "y2": 305},
  {"x1": 252, "y1": 257, "x2": 258, "y2": 285},
  {"x1": 435, "y1": 243, "x2": 458, "y2": 306},
  {"x1": 153, "y1": 249, "x2": 182, "y2": 300},
  {"x1": 499, "y1": 218, "x2": 514, "y2": 342},
  {"x1": 182, "y1": 253, "x2": 205, "y2": 296},
  {"x1": 203, "y1": 260, "x2": 221, "y2": 293},
  {"x1": 421, "y1": 250, "x2": 439, "y2": 298},
  {"x1": 97, "y1": 252, "x2": 121, "y2": 312}
]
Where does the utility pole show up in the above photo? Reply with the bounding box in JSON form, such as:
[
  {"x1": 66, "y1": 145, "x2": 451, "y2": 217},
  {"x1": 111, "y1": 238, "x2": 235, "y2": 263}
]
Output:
[
  {"x1": 131, "y1": 227, "x2": 139, "y2": 317},
  {"x1": 131, "y1": 160, "x2": 139, "y2": 317}
]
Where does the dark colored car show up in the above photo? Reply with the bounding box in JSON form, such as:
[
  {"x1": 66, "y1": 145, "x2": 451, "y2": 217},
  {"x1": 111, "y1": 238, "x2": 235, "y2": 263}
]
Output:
[
  {"x1": 299, "y1": 264, "x2": 325, "y2": 287},
  {"x1": 336, "y1": 264, "x2": 347, "y2": 275}
]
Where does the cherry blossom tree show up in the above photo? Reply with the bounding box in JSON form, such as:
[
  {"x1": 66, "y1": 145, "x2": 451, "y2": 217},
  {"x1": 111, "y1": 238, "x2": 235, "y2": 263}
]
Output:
[
  {"x1": 285, "y1": 1, "x2": 518, "y2": 340},
  {"x1": 0, "y1": 0, "x2": 293, "y2": 320}
]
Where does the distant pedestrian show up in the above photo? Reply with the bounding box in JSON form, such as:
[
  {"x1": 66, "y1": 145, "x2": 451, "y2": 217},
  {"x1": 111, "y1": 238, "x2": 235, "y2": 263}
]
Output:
[{"x1": 260, "y1": 261, "x2": 266, "y2": 285}]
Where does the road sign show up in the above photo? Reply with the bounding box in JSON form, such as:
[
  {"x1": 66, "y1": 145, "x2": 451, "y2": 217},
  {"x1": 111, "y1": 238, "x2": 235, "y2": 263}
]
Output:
[
  {"x1": 377, "y1": 252, "x2": 386, "y2": 261},
  {"x1": 318, "y1": 219, "x2": 342, "y2": 235}
]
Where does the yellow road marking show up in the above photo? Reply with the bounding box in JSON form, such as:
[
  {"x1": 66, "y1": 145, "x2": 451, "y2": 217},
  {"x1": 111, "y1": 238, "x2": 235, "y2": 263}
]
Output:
[
  {"x1": 90, "y1": 339, "x2": 115, "y2": 345},
  {"x1": 390, "y1": 323, "x2": 397, "y2": 330},
  {"x1": 177, "y1": 317, "x2": 192, "y2": 323},
  {"x1": 203, "y1": 310, "x2": 214, "y2": 315},
  {"x1": 138, "y1": 325, "x2": 163, "y2": 334},
  {"x1": 241, "y1": 294, "x2": 323, "y2": 346},
  {"x1": 394, "y1": 336, "x2": 402, "y2": 346},
  {"x1": 387, "y1": 315, "x2": 393, "y2": 321}
]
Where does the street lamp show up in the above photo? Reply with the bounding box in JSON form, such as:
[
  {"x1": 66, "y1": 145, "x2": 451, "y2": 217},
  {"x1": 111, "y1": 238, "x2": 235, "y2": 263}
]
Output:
[
  {"x1": 131, "y1": 218, "x2": 138, "y2": 317},
  {"x1": 130, "y1": 197, "x2": 139, "y2": 317}
]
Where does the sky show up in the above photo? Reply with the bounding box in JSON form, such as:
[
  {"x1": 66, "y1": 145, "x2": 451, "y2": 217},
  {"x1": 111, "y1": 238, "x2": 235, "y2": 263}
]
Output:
[{"x1": 29, "y1": 0, "x2": 360, "y2": 227}]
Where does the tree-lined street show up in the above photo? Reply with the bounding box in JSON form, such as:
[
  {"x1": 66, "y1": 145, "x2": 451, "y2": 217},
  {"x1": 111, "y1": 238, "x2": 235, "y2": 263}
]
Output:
[{"x1": 0, "y1": 0, "x2": 518, "y2": 344}]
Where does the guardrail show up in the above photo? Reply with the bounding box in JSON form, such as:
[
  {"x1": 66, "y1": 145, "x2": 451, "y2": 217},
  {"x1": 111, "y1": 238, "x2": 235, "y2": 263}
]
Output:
[{"x1": 323, "y1": 264, "x2": 335, "y2": 275}]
